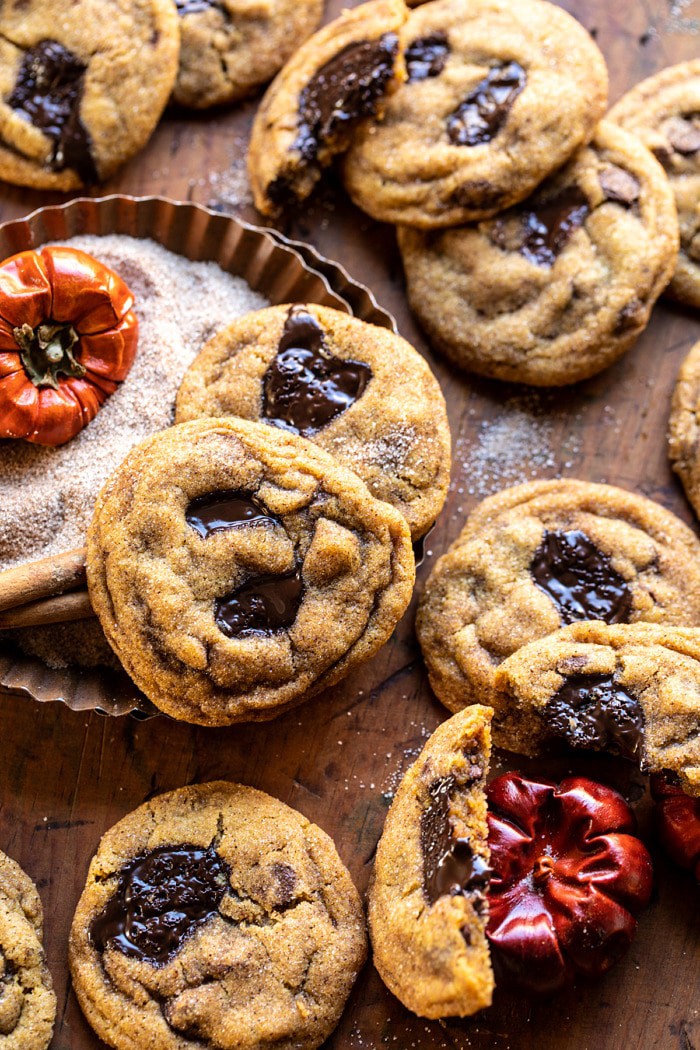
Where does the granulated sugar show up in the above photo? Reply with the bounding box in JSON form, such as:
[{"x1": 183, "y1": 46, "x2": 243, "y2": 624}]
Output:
[
  {"x1": 0, "y1": 235, "x2": 268, "y2": 572},
  {"x1": 454, "y1": 395, "x2": 581, "y2": 500}
]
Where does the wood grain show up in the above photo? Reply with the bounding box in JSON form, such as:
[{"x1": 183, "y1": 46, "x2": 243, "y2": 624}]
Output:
[{"x1": 0, "y1": 2, "x2": 698, "y2": 1048}]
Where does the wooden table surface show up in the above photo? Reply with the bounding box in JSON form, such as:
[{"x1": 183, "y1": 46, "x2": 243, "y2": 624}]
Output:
[{"x1": 1, "y1": 2, "x2": 699, "y2": 1047}]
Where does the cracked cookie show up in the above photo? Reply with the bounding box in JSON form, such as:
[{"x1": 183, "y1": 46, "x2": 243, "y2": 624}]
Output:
[
  {"x1": 369, "y1": 705, "x2": 493, "y2": 1018},
  {"x1": 608, "y1": 60, "x2": 700, "y2": 309},
  {"x1": 86, "y1": 416, "x2": 415, "y2": 725},
  {"x1": 493, "y1": 622, "x2": 700, "y2": 797},
  {"x1": 173, "y1": 0, "x2": 323, "y2": 110},
  {"x1": 175, "y1": 303, "x2": 451, "y2": 541},
  {"x1": 669, "y1": 339, "x2": 700, "y2": 520},
  {"x1": 0, "y1": 0, "x2": 180, "y2": 190},
  {"x1": 342, "y1": 0, "x2": 608, "y2": 228},
  {"x1": 248, "y1": 0, "x2": 407, "y2": 217},
  {"x1": 399, "y1": 121, "x2": 678, "y2": 386},
  {"x1": 69, "y1": 781, "x2": 367, "y2": 1050},
  {"x1": 416, "y1": 479, "x2": 700, "y2": 715},
  {"x1": 0, "y1": 850, "x2": 55, "y2": 1050}
]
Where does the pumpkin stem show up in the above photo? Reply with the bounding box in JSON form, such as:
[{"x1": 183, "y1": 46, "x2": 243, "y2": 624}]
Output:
[
  {"x1": 14, "y1": 320, "x2": 84, "y2": 391},
  {"x1": 533, "y1": 854, "x2": 555, "y2": 885}
]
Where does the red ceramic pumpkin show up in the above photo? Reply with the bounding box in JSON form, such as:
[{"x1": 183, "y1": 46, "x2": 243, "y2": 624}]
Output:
[
  {"x1": 651, "y1": 775, "x2": 700, "y2": 881},
  {"x1": 486, "y1": 773, "x2": 653, "y2": 994},
  {"x1": 0, "y1": 245, "x2": 138, "y2": 446}
]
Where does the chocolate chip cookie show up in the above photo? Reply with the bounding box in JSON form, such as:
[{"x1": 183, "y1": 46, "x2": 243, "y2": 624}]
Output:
[
  {"x1": 173, "y1": 0, "x2": 324, "y2": 110},
  {"x1": 399, "y1": 121, "x2": 678, "y2": 386},
  {"x1": 369, "y1": 705, "x2": 493, "y2": 1018},
  {"x1": 248, "y1": 0, "x2": 407, "y2": 217},
  {"x1": 493, "y1": 622, "x2": 700, "y2": 797},
  {"x1": 342, "y1": 0, "x2": 608, "y2": 228},
  {"x1": 609, "y1": 60, "x2": 700, "y2": 309},
  {"x1": 0, "y1": 0, "x2": 180, "y2": 189},
  {"x1": 175, "y1": 303, "x2": 451, "y2": 540},
  {"x1": 669, "y1": 339, "x2": 700, "y2": 518},
  {"x1": 416, "y1": 479, "x2": 700, "y2": 715},
  {"x1": 0, "y1": 850, "x2": 55, "y2": 1050},
  {"x1": 69, "y1": 781, "x2": 367, "y2": 1050},
  {"x1": 86, "y1": 417, "x2": 415, "y2": 725}
]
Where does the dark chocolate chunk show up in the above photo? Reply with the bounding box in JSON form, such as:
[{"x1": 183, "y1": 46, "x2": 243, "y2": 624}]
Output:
[
  {"x1": 271, "y1": 862, "x2": 297, "y2": 906},
  {"x1": 531, "y1": 529, "x2": 632, "y2": 625},
  {"x1": 421, "y1": 776, "x2": 491, "y2": 907},
  {"x1": 215, "y1": 568, "x2": 303, "y2": 638},
  {"x1": 90, "y1": 844, "x2": 229, "y2": 966},
  {"x1": 405, "y1": 33, "x2": 450, "y2": 82},
  {"x1": 599, "y1": 165, "x2": 641, "y2": 206},
  {"x1": 667, "y1": 117, "x2": 700, "y2": 155},
  {"x1": 446, "y1": 62, "x2": 526, "y2": 147},
  {"x1": 545, "y1": 673, "x2": 644, "y2": 760},
  {"x1": 262, "y1": 305, "x2": 372, "y2": 436},
  {"x1": 293, "y1": 34, "x2": 399, "y2": 163},
  {"x1": 492, "y1": 186, "x2": 590, "y2": 267},
  {"x1": 7, "y1": 39, "x2": 97, "y2": 184},
  {"x1": 186, "y1": 491, "x2": 278, "y2": 538}
]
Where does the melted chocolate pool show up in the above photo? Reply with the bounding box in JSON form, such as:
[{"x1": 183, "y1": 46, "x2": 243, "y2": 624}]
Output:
[
  {"x1": 262, "y1": 306, "x2": 372, "y2": 436},
  {"x1": 420, "y1": 776, "x2": 491, "y2": 907},
  {"x1": 215, "y1": 568, "x2": 303, "y2": 638},
  {"x1": 405, "y1": 33, "x2": 450, "y2": 82},
  {"x1": 545, "y1": 673, "x2": 645, "y2": 760},
  {"x1": 492, "y1": 185, "x2": 591, "y2": 267},
  {"x1": 8, "y1": 39, "x2": 97, "y2": 183},
  {"x1": 293, "y1": 34, "x2": 399, "y2": 162},
  {"x1": 531, "y1": 529, "x2": 633, "y2": 624},
  {"x1": 90, "y1": 844, "x2": 229, "y2": 966},
  {"x1": 186, "y1": 492, "x2": 277, "y2": 538},
  {"x1": 447, "y1": 61, "x2": 526, "y2": 146}
]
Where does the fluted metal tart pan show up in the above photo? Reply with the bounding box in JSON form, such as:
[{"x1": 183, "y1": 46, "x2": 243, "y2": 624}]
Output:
[{"x1": 0, "y1": 195, "x2": 397, "y2": 718}]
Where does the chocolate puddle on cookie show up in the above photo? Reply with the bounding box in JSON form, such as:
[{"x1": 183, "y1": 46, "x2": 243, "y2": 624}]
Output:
[
  {"x1": 215, "y1": 568, "x2": 303, "y2": 638},
  {"x1": 90, "y1": 844, "x2": 230, "y2": 966},
  {"x1": 405, "y1": 33, "x2": 450, "y2": 82},
  {"x1": 545, "y1": 673, "x2": 645, "y2": 761},
  {"x1": 7, "y1": 39, "x2": 97, "y2": 183},
  {"x1": 447, "y1": 61, "x2": 526, "y2": 147},
  {"x1": 186, "y1": 491, "x2": 278, "y2": 538},
  {"x1": 292, "y1": 34, "x2": 399, "y2": 163},
  {"x1": 491, "y1": 186, "x2": 590, "y2": 267},
  {"x1": 530, "y1": 529, "x2": 632, "y2": 624},
  {"x1": 421, "y1": 769, "x2": 491, "y2": 911},
  {"x1": 262, "y1": 306, "x2": 372, "y2": 435}
]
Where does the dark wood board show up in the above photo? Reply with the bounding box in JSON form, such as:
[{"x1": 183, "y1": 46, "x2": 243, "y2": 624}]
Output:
[{"x1": 0, "y1": 1, "x2": 699, "y2": 1047}]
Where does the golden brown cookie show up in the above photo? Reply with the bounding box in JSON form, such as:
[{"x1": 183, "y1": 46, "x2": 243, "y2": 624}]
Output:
[
  {"x1": 175, "y1": 303, "x2": 451, "y2": 540},
  {"x1": 69, "y1": 781, "x2": 367, "y2": 1050},
  {"x1": 398, "y1": 122, "x2": 678, "y2": 386},
  {"x1": 416, "y1": 479, "x2": 700, "y2": 715},
  {"x1": 608, "y1": 60, "x2": 700, "y2": 308},
  {"x1": 86, "y1": 417, "x2": 415, "y2": 725},
  {"x1": 173, "y1": 0, "x2": 324, "y2": 109},
  {"x1": 248, "y1": 0, "x2": 407, "y2": 216},
  {"x1": 0, "y1": 0, "x2": 180, "y2": 189},
  {"x1": 669, "y1": 339, "x2": 700, "y2": 519},
  {"x1": 493, "y1": 622, "x2": 700, "y2": 797},
  {"x1": 0, "y1": 851, "x2": 55, "y2": 1050},
  {"x1": 343, "y1": 0, "x2": 608, "y2": 227},
  {"x1": 369, "y1": 706, "x2": 493, "y2": 1018}
]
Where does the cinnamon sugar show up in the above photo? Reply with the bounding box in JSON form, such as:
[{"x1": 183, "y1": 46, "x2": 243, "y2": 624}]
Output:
[{"x1": 0, "y1": 235, "x2": 268, "y2": 574}]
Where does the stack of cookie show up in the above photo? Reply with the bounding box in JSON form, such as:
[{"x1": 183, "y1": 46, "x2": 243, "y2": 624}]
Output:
[
  {"x1": 249, "y1": 0, "x2": 698, "y2": 386},
  {"x1": 81, "y1": 302, "x2": 452, "y2": 725}
]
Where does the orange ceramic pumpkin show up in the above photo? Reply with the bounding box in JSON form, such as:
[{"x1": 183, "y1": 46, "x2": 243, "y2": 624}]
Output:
[{"x1": 0, "y1": 245, "x2": 138, "y2": 446}]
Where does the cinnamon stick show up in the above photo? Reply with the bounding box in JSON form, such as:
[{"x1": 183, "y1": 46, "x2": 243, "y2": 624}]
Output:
[
  {"x1": 0, "y1": 590, "x2": 94, "y2": 629},
  {"x1": 0, "y1": 547, "x2": 87, "y2": 613}
]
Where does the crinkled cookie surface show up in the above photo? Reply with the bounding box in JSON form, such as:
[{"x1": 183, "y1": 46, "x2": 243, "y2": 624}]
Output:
[
  {"x1": 69, "y1": 781, "x2": 367, "y2": 1050},
  {"x1": 87, "y1": 417, "x2": 415, "y2": 725}
]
